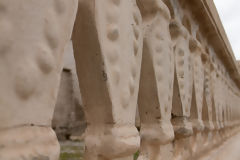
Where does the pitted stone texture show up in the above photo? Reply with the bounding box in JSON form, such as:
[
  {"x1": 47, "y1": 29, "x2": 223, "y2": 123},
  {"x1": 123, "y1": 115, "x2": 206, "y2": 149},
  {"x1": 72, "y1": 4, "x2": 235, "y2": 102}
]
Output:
[
  {"x1": 169, "y1": 19, "x2": 193, "y2": 139},
  {"x1": 73, "y1": 0, "x2": 142, "y2": 123},
  {"x1": 189, "y1": 38, "x2": 205, "y2": 132},
  {"x1": 0, "y1": 18, "x2": 13, "y2": 55},
  {"x1": 36, "y1": 46, "x2": 56, "y2": 75},
  {"x1": 94, "y1": 0, "x2": 143, "y2": 121},
  {"x1": 202, "y1": 54, "x2": 215, "y2": 131},
  {"x1": 137, "y1": 0, "x2": 174, "y2": 144},
  {"x1": 72, "y1": 0, "x2": 142, "y2": 159},
  {"x1": 84, "y1": 124, "x2": 140, "y2": 159},
  {"x1": 0, "y1": 126, "x2": 59, "y2": 160},
  {"x1": 0, "y1": 0, "x2": 78, "y2": 129},
  {"x1": 137, "y1": 0, "x2": 174, "y2": 159},
  {"x1": 171, "y1": 19, "x2": 193, "y2": 118}
]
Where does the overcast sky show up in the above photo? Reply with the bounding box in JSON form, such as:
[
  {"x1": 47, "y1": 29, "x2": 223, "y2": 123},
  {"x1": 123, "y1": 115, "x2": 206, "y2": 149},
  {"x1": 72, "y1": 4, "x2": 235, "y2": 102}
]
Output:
[{"x1": 214, "y1": 0, "x2": 240, "y2": 60}]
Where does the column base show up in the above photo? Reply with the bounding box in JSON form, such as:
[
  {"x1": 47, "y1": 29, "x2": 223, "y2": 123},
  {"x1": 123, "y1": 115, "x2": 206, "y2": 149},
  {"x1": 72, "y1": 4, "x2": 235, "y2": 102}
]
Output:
[
  {"x1": 84, "y1": 124, "x2": 140, "y2": 159},
  {"x1": 140, "y1": 121, "x2": 174, "y2": 145},
  {"x1": 0, "y1": 125, "x2": 60, "y2": 160},
  {"x1": 171, "y1": 117, "x2": 193, "y2": 139}
]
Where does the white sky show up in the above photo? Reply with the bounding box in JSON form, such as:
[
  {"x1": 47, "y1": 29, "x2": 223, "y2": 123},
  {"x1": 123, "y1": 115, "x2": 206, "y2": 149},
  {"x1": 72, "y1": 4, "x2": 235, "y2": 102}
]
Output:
[{"x1": 214, "y1": 0, "x2": 240, "y2": 60}]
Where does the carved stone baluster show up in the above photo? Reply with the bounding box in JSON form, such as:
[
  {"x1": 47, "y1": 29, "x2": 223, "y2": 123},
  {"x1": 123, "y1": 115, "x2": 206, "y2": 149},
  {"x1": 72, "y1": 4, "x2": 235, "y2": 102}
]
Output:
[
  {"x1": 219, "y1": 73, "x2": 225, "y2": 130},
  {"x1": 169, "y1": 19, "x2": 193, "y2": 160},
  {"x1": 215, "y1": 70, "x2": 224, "y2": 142},
  {"x1": 234, "y1": 91, "x2": 240, "y2": 127},
  {"x1": 225, "y1": 88, "x2": 232, "y2": 138},
  {"x1": 0, "y1": 0, "x2": 78, "y2": 160},
  {"x1": 136, "y1": 0, "x2": 174, "y2": 159},
  {"x1": 229, "y1": 87, "x2": 234, "y2": 129},
  {"x1": 169, "y1": 19, "x2": 193, "y2": 138},
  {"x1": 201, "y1": 53, "x2": 215, "y2": 149},
  {"x1": 205, "y1": 48, "x2": 220, "y2": 145},
  {"x1": 226, "y1": 86, "x2": 231, "y2": 128},
  {"x1": 189, "y1": 38, "x2": 205, "y2": 131},
  {"x1": 188, "y1": 37, "x2": 205, "y2": 155},
  {"x1": 211, "y1": 63, "x2": 222, "y2": 145},
  {"x1": 72, "y1": 0, "x2": 142, "y2": 159},
  {"x1": 221, "y1": 79, "x2": 228, "y2": 140},
  {"x1": 231, "y1": 91, "x2": 237, "y2": 129},
  {"x1": 231, "y1": 88, "x2": 238, "y2": 135}
]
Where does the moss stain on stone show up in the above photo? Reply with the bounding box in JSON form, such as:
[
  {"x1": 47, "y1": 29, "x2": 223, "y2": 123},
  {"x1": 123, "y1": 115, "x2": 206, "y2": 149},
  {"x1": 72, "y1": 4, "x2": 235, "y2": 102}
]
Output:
[
  {"x1": 59, "y1": 141, "x2": 84, "y2": 160},
  {"x1": 59, "y1": 141, "x2": 139, "y2": 160},
  {"x1": 134, "y1": 150, "x2": 139, "y2": 160},
  {"x1": 60, "y1": 152, "x2": 83, "y2": 160}
]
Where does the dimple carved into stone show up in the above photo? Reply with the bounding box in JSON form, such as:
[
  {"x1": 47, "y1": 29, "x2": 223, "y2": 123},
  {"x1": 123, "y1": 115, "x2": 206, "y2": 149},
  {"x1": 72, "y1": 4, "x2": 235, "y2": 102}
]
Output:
[
  {"x1": 121, "y1": 88, "x2": 130, "y2": 108},
  {"x1": 112, "y1": 0, "x2": 121, "y2": 5},
  {"x1": 156, "y1": 58, "x2": 162, "y2": 66},
  {"x1": 36, "y1": 47, "x2": 55, "y2": 74},
  {"x1": 54, "y1": 0, "x2": 66, "y2": 14},
  {"x1": 129, "y1": 78, "x2": 135, "y2": 96},
  {"x1": 180, "y1": 83, "x2": 184, "y2": 89},
  {"x1": 157, "y1": 73, "x2": 163, "y2": 82},
  {"x1": 156, "y1": 46, "x2": 162, "y2": 53},
  {"x1": 155, "y1": 32, "x2": 162, "y2": 40},
  {"x1": 178, "y1": 49, "x2": 184, "y2": 56},
  {"x1": 0, "y1": 2, "x2": 6, "y2": 13},
  {"x1": 168, "y1": 95, "x2": 172, "y2": 102},
  {"x1": 14, "y1": 61, "x2": 38, "y2": 100},
  {"x1": 107, "y1": 25, "x2": 119, "y2": 41},
  {"x1": 169, "y1": 82, "x2": 172, "y2": 90},
  {"x1": 178, "y1": 59, "x2": 184, "y2": 66},
  {"x1": 131, "y1": 65, "x2": 137, "y2": 79},
  {"x1": 112, "y1": 68, "x2": 120, "y2": 85},
  {"x1": 45, "y1": 30, "x2": 59, "y2": 50},
  {"x1": 134, "y1": 40, "x2": 138, "y2": 56},
  {"x1": 0, "y1": 19, "x2": 13, "y2": 55},
  {"x1": 133, "y1": 12, "x2": 139, "y2": 25},
  {"x1": 107, "y1": 49, "x2": 119, "y2": 64},
  {"x1": 178, "y1": 70, "x2": 184, "y2": 78},
  {"x1": 106, "y1": 11, "x2": 119, "y2": 23},
  {"x1": 44, "y1": 13, "x2": 60, "y2": 50},
  {"x1": 133, "y1": 27, "x2": 140, "y2": 40}
]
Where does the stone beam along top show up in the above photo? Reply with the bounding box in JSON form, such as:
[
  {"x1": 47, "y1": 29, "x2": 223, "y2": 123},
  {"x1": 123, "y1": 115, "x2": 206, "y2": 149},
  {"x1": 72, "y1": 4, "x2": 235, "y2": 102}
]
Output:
[{"x1": 180, "y1": 0, "x2": 240, "y2": 89}]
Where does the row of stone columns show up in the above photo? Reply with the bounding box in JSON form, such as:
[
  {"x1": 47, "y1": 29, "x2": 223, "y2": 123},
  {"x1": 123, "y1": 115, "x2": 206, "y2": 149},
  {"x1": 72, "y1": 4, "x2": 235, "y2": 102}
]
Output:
[{"x1": 0, "y1": 0, "x2": 240, "y2": 160}]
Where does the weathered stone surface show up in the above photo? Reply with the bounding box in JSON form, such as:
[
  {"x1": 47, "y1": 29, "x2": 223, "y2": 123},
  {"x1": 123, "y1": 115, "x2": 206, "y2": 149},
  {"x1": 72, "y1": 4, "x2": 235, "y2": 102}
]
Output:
[
  {"x1": 1, "y1": 0, "x2": 240, "y2": 160},
  {"x1": 0, "y1": 0, "x2": 78, "y2": 159},
  {"x1": 72, "y1": 0, "x2": 142, "y2": 159},
  {"x1": 0, "y1": 126, "x2": 59, "y2": 160}
]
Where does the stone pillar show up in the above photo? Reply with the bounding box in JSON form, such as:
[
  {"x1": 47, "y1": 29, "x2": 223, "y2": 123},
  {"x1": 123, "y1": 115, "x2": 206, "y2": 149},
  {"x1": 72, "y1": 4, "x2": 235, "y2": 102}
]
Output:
[
  {"x1": 188, "y1": 37, "x2": 205, "y2": 155},
  {"x1": 0, "y1": 0, "x2": 78, "y2": 159},
  {"x1": 72, "y1": 0, "x2": 142, "y2": 159},
  {"x1": 202, "y1": 52, "x2": 215, "y2": 149},
  {"x1": 136, "y1": 0, "x2": 175, "y2": 159},
  {"x1": 168, "y1": 18, "x2": 193, "y2": 160},
  {"x1": 209, "y1": 50, "x2": 222, "y2": 146},
  {"x1": 170, "y1": 18, "x2": 193, "y2": 139},
  {"x1": 189, "y1": 37, "x2": 205, "y2": 132}
]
